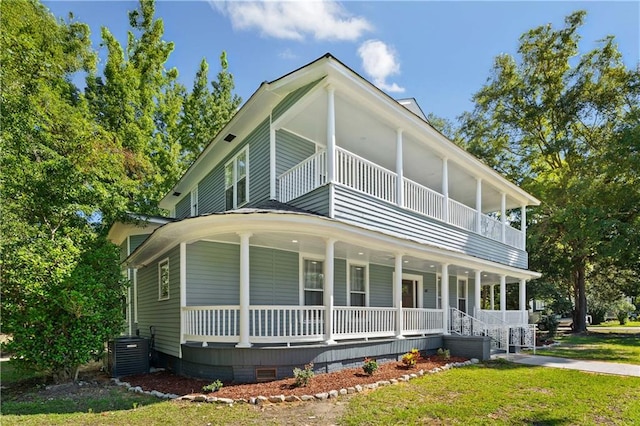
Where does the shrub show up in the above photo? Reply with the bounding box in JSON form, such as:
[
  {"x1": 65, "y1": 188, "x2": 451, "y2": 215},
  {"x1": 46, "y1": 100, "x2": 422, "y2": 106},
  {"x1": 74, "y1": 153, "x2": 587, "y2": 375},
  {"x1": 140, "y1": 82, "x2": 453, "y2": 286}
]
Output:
[
  {"x1": 362, "y1": 357, "x2": 378, "y2": 375},
  {"x1": 436, "y1": 348, "x2": 450, "y2": 360},
  {"x1": 401, "y1": 348, "x2": 421, "y2": 368},
  {"x1": 615, "y1": 300, "x2": 636, "y2": 325},
  {"x1": 202, "y1": 379, "x2": 223, "y2": 393},
  {"x1": 293, "y1": 363, "x2": 314, "y2": 387},
  {"x1": 537, "y1": 314, "x2": 559, "y2": 338}
]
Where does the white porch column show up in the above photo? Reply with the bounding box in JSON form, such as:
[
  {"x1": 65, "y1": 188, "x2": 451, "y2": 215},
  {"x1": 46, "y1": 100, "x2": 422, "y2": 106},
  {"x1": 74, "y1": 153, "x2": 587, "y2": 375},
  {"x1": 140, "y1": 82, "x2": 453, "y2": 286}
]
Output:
[
  {"x1": 501, "y1": 192, "x2": 507, "y2": 243},
  {"x1": 326, "y1": 85, "x2": 336, "y2": 183},
  {"x1": 476, "y1": 178, "x2": 482, "y2": 234},
  {"x1": 521, "y1": 205, "x2": 527, "y2": 249},
  {"x1": 324, "y1": 238, "x2": 336, "y2": 344},
  {"x1": 396, "y1": 128, "x2": 404, "y2": 207},
  {"x1": 269, "y1": 122, "x2": 277, "y2": 199},
  {"x1": 490, "y1": 284, "x2": 495, "y2": 310},
  {"x1": 394, "y1": 253, "x2": 404, "y2": 338},
  {"x1": 500, "y1": 275, "x2": 507, "y2": 321},
  {"x1": 179, "y1": 243, "x2": 187, "y2": 350},
  {"x1": 236, "y1": 232, "x2": 252, "y2": 348},
  {"x1": 441, "y1": 264, "x2": 450, "y2": 334},
  {"x1": 442, "y1": 157, "x2": 449, "y2": 222},
  {"x1": 474, "y1": 270, "x2": 482, "y2": 314},
  {"x1": 519, "y1": 278, "x2": 527, "y2": 311}
]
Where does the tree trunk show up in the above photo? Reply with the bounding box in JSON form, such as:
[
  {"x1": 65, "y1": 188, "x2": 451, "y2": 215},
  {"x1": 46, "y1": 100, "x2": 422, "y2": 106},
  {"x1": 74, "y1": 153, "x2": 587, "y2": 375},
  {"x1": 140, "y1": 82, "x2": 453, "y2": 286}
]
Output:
[{"x1": 573, "y1": 263, "x2": 588, "y2": 332}]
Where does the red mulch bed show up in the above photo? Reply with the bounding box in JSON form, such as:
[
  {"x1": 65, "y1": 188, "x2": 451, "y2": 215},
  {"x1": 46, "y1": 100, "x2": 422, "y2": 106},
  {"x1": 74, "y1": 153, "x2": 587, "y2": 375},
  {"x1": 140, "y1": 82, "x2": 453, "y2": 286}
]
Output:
[{"x1": 122, "y1": 356, "x2": 467, "y2": 400}]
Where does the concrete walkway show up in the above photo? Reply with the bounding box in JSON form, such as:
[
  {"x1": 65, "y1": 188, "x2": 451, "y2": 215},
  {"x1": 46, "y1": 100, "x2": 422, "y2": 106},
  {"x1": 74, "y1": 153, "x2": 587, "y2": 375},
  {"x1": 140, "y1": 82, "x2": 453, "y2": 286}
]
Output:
[{"x1": 497, "y1": 354, "x2": 640, "y2": 377}]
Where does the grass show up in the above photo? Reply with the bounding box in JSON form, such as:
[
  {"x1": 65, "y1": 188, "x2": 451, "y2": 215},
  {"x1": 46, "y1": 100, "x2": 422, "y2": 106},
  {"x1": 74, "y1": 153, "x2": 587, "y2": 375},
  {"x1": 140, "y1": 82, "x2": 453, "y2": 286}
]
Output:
[
  {"x1": 341, "y1": 360, "x2": 640, "y2": 425},
  {"x1": 533, "y1": 331, "x2": 640, "y2": 364}
]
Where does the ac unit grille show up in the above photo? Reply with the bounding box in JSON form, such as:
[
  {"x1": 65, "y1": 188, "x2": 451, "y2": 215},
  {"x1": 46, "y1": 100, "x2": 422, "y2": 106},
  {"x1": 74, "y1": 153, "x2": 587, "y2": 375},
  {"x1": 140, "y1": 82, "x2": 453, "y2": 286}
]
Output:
[{"x1": 108, "y1": 337, "x2": 149, "y2": 377}]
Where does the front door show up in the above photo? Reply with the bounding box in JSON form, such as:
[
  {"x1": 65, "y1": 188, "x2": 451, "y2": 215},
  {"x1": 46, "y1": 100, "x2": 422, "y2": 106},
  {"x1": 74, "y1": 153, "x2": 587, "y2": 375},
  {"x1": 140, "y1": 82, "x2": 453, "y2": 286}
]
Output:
[{"x1": 402, "y1": 279, "x2": 416, "y2": 308}]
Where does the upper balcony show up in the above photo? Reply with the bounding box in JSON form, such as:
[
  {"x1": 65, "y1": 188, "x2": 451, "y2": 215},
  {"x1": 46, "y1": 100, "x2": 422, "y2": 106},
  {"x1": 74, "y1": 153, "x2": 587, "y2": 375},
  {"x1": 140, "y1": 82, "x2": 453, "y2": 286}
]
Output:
[{"x1": 278, "y1": 147, "x2": 525, "y2": 250}]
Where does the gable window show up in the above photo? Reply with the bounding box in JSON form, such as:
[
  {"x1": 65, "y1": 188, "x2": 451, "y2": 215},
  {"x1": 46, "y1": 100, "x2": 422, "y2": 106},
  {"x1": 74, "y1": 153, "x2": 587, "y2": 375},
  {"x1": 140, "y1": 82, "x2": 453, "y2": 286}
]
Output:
[
  {"x1": 191, "y1": 186, "x2": 199, "y2": 216},
  {"x1": 225, "y1": 147, "x2": 248, "y2": 210},
  {"x1": 348, "y1": 264, "x2": 367, "y2": 306},
  {"x1": 303, "y1": 259, "x2": 324, "y2": 305},
  {"x1": 158, "y1": 258, "x2": 170, "y2": 301}
]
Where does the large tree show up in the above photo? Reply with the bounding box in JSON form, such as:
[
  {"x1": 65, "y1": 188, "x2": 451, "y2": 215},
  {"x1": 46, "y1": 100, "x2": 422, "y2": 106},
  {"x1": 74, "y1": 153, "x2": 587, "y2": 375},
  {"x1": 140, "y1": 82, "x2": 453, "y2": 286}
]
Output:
[
  {"x1": 459, "y1": 11, "x2": 640, "y2": 331},
  {"x1": 1, "y1": 0, "x2": 129, "y2": 380}
]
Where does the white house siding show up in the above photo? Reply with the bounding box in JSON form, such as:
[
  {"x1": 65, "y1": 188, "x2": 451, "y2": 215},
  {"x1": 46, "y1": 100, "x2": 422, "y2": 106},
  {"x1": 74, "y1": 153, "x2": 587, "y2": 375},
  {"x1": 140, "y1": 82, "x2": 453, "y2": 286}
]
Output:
[
  {"x1": 333, "y1": 185, "x2": 528, "y2": 269},
  {"x1": 137, "y1": 245, "x2": 181, "y2": 358}
]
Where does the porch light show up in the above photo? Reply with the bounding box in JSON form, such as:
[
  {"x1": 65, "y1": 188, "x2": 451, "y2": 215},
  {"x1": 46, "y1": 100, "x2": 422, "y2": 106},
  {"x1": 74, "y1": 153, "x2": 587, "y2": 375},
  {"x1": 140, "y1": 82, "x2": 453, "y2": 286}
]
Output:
[
  {"x1": 403, "y1": 260, "x2": 409, "y2": 264},
  {"x1": 430, "y1": 265, "x2": 435, "y2": 268},
  {"x1": 358, "y1": 252, "x2": 364, "y2": 255},
  {"x1": 291, "y1": 240, "x2": 298, "y2": 243}
]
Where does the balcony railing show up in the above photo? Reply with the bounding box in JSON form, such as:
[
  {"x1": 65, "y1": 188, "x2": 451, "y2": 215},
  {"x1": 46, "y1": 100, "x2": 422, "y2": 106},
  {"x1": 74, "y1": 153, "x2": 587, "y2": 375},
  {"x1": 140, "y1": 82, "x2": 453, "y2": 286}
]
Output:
[
  {"x1": 277, "y1": 147, "x2": 526, "y2": 250},
  {"x1": 474, "y1": 309, "x2": 529, "y2": 326}
]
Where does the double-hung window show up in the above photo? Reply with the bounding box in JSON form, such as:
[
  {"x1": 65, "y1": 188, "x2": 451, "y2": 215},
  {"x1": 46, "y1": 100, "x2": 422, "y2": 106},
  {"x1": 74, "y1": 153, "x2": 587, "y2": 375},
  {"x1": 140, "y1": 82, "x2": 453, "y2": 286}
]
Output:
[
  {"x1": 225, "y1": 147, "x2": 248, "y2": 210},
  {"x1": 349, "y1": 265, "x2": 367, "y2": 306},
  {"x1": 158, "y1": 258, "x2": 170, "y2": 301},
  {"x1": 303, "y1": 259, "x2": 324, "y2": 305}
]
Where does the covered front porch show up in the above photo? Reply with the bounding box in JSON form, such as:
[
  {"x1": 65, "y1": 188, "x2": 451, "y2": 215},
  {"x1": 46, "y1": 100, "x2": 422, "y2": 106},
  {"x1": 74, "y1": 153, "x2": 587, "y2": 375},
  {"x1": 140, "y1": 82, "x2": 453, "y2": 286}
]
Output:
[{"x1": 165, "y1": 214, "x2": 534, "y2": 348}]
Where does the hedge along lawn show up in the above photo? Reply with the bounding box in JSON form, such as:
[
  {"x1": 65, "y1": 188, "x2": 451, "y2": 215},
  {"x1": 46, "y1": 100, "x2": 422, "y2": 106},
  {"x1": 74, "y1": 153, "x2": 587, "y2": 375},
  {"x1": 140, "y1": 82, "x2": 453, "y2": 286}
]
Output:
[
  {"x1": 535, "y1": 331, "x2": 640, "y2": 364},
  {"x1": 340, "y1": 360, "x2": 640, "y2": 425}
]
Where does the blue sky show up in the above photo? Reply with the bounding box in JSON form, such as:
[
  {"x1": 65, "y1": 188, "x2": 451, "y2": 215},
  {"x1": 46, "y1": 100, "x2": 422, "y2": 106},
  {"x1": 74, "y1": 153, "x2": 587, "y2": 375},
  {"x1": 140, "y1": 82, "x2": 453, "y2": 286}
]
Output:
[{"x1": 44, "y1": 1, "x2": 639, "y2": 122}]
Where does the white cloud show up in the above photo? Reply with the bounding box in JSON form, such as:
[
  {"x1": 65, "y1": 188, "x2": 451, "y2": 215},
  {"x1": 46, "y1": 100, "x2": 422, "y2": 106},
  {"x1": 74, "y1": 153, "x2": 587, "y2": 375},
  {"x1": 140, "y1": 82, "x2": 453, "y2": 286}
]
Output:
[
  {"x1": 278, "y1": 48, "x2": 298, "y2": 60},
  {"x1": 210, "y1": 0, "x2": 372, "y2": 41},
  {"x1": 357, "y1": 39, "x2": 405, "y2": 93}
]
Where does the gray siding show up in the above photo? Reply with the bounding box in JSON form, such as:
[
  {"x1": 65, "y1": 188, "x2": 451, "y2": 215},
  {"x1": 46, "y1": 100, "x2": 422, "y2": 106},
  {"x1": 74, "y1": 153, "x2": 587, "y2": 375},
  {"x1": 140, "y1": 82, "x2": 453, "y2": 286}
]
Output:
[
  {"x1": 136, "y1": 245, "x2": 181, "y2": 358},
  {"x1": 120, "y1": 241, "x2": 128, "y2": 263},
  {"x1": 175, "y1": 193, "x2": 191, "y2": 219},
  {"x1": 449, "y1": 275, "x2": 457, "y2": 308},
  {"x1": 334, "y1": 259, "x2": 347, "y2": 306},
  {"x1": 186, "y1": 241, "x2": 239, "y2": 305},
  {"x1": 249, "y1": 246, "x2": 298, "y2": 305},
  {"x1": 288, "y1": 185, "x2": 330, "y2": 216},
  {"x1": 130, "y1": 234, "x2": 149, "y2": 253},
  {"x1": 423, "y1": 272, "x2": 437, "y2": 309},
  {"x1": 272, "y1": 79, "x2": 323, "y2": 122},
  {"x1": 332, "y1": 185, "x2": 528, "y2": 269},
  {"x1": 468, "y1": 277, "x2": 476, "y2": 313},
  {"x1": 197, "y1": 119, "x2": 270, "y2": 215},
  {"x1": 369, "y1": 264, "x2": 393, "y2": 307},
  {"x1": 275, "y1": 130, "x2": 316, "y2": 176}
]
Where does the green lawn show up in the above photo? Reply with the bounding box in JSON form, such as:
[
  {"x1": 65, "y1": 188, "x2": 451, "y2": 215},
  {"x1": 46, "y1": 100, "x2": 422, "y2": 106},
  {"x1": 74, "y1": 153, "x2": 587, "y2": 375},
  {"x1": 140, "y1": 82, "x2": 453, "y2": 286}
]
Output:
[
  {"x1": 534, "y1": 331, "x2": 640, "y2": 364},
  {"x1": 590, "y1": 320, "x2": 640, "y2": 328},
  {"x1": 341, "y1": 361, "x2": 640, "y2": 425},
  {"x1": 3, "y1": 359, "x2": 640, "y2": 425}
]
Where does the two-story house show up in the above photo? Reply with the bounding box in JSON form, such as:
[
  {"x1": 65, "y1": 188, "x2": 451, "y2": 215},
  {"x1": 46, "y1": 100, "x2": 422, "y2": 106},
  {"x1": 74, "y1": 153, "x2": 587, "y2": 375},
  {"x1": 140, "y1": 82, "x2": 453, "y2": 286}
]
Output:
[{"x1": 109, "y1": 54, "x2": 540, "y2": 382}]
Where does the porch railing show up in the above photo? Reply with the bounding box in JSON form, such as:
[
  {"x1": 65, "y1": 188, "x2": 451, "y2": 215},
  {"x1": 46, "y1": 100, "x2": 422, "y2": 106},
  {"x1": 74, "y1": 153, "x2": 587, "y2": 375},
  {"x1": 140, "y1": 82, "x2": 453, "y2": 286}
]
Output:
[
  {"x1": 249, "y1": 305, "x2": 325, "y2": 343},
  {"x1": 336, "y1": 147, "x2": 397, "y2": 204},
  {"x1": 403, "y1": 308, "x2": 445, "y2": 334},
  {"x1": 403, "y1": 178, "x2": 445, "y2": 221},
  {"x1": 182, "y1": 306, "x2": 240, "y2": 343},
  {"x1": 278, "y1": 150, "x2": 327, "y2": 203},
  {"x1": 333, "y1": 306, "x2": 396, "y2": 339},
  {"x1": 448, "y1": 199, "x2": 477, "y2": 232},
  {"x1": 474, "y1": 309, "x2": 529, "y2": 326}
]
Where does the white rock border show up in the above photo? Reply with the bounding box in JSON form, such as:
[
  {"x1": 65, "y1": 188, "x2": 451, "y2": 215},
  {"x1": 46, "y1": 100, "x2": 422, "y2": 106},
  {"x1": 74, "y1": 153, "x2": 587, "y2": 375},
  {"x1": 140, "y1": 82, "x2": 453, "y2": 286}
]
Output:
[{"x1": 111, "y1": 358, "x2": 480, "y2": 405}]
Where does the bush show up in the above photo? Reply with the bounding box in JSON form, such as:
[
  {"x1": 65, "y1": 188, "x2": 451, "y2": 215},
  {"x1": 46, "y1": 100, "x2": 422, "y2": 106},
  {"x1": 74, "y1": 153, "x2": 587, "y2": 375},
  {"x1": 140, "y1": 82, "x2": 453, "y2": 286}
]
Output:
[
  {"x1": 537, "y1": 314, "x2": 559, "y2": 338},
  {"x1": 202, "y1": 379, "x2": 223, "y2": 393},
  {"x1": 615, "y1": 300, "x2": 636, "y2": 325},
  {"x1": 436, "y1": 348, "x2": 450, "y2": 360},
  {"x1": 401, "y1": 348, "x2": 421, "y2": 368},
  {"x1": 293, "y1": 363, "x2": 314, "y2": 387},
  {"x1": 362, "y1": 358, "x2": 378, "y2": 375}
]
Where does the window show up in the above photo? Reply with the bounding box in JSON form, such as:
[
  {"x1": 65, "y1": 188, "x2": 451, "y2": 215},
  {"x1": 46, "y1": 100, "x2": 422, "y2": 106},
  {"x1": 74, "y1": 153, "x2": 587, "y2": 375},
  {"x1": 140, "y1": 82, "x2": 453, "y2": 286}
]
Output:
[
  {"x1": 303, "y1": 259, "x2": 324, "y2": 305},
  {"x1": 191, "y1": 186, "x2": 199, "y2": 216},
  {"x1": 158, "y1": 259, "x2": 170, "y2": 300},
  {"x1": 458, "y1": 278, "x2": 467, "y2": 313},
  {"x1": 349, "y1": 264, "x2": 367, "y2": 306},
  {"x1": 225, "y1": 147, "x2": 248, "y2": 210}
]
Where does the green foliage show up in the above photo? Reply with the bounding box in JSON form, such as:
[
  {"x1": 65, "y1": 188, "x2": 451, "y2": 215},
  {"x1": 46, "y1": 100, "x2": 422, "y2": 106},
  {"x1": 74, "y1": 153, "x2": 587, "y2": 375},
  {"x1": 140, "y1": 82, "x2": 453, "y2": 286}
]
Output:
[
  {"x1": 202, "y1": 379, "x2": 224, "y2": 393},
  {"x1": 536, "y1": 314, "x2": 560, "y2": 338},
  {"x1": 401, "y1": 348, "x2": 421, "y2": 368},
  {"x1": 436, "y1": 348, "x2": 451, "y2": 360},
  {"x1": 615, "y1": 300, "x2": 636, "y2": 325},
  {"x1": 459, "y1": 10, "x2": 640, "y2": 332},
  {"x1": 362, "y1": 357, "x2": 378, "y2": 375},
  {"x1": 293, "y1": 363, "x2": 314, "y2": 387}
]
